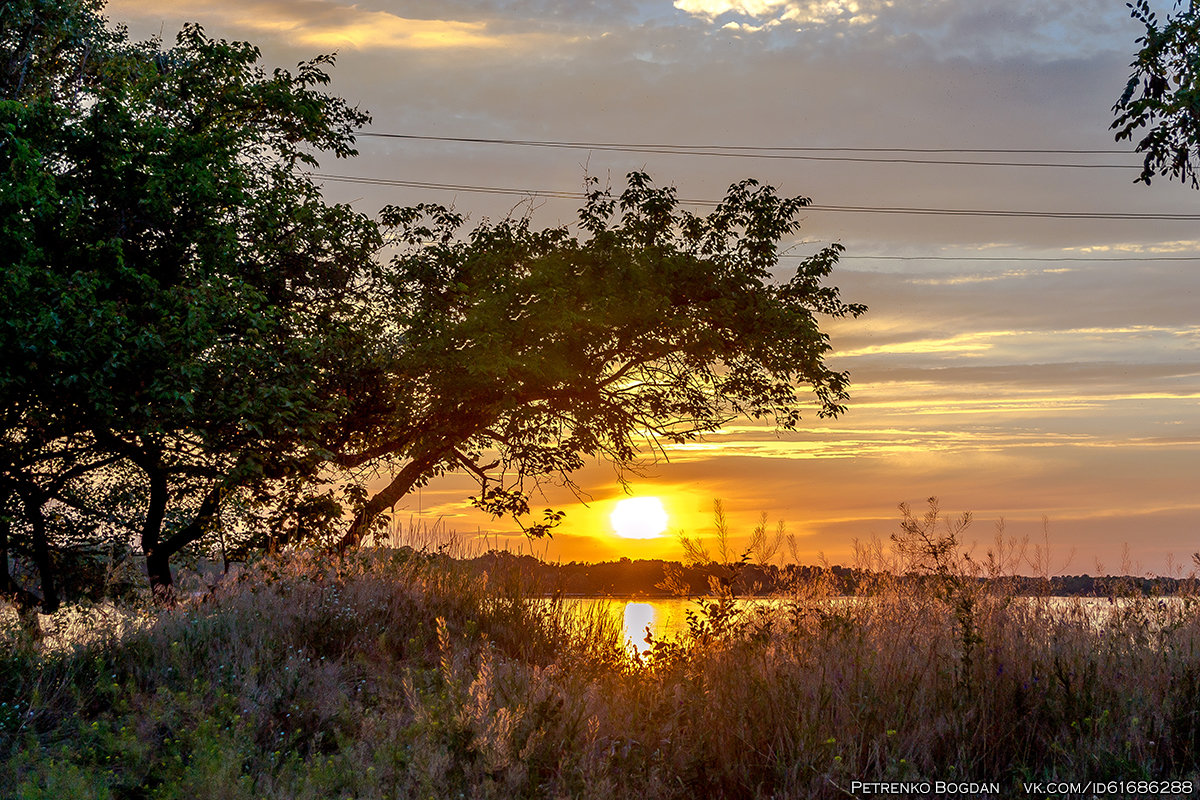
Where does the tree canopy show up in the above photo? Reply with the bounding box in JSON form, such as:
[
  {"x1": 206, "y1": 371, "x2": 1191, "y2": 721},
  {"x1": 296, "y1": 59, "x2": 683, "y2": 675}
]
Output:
[
  {"x1": 330, "y1": 176, "x2": 865, "y2": 552},
  {"x1": 0, "y1": 0, "x2": 865, "y2": 612},
  {"x1": 1113, "y1": 0, "x2": 1200, "y2": 187},
  {"x1": 1, "y1": 0, "x2": 382, "y2": 604}
]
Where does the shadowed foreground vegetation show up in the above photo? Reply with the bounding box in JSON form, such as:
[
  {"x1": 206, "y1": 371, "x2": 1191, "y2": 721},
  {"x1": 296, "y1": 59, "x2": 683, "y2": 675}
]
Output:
[{"x1": 4, "y1": 540, "x2": 1200, "y2": 800}]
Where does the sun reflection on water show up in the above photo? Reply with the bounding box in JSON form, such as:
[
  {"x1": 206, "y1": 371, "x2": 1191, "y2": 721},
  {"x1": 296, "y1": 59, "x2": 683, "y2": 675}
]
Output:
[{"x1": 622, "y1": 602, "x2": 657, "y2": 654}]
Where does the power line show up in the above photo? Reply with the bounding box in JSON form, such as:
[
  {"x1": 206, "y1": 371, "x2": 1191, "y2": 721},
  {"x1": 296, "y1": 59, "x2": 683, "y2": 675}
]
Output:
[
  {"x1": 785, "y1": 254, "x2": 1200, "y2": 262},
  {"x1": 360, "y1": 132, "x2": 1129, "y2": 153},
  {"x1": 310, "y1": 172, "x2": 1200, "y2": 221},
  {"x1": 357, "y1": 132, "x2": 1138, "y2": 169},
  {"x1": 806, "y1": 204, "x2": 1200, "y2": 220},
  {"x1": 313, "y1": 174, "x2": 585, "y2": 201}
]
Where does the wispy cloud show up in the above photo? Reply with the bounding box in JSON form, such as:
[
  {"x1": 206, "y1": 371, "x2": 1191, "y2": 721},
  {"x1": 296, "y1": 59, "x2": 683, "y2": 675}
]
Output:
[
  {"x1": 107, "y1": 0, "x2": 573, "y2": 51},
  {"x1": 675, "y1": 0, "x2": 886, "y2": 27},
  {"x1": 908, "y1": 268, "x2": 1076, "y2": 286}
]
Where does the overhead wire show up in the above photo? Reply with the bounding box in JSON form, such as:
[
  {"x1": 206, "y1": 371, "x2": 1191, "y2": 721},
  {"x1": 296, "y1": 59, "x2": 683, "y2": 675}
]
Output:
[
  {"x1": 313, "y1": 134, "x2": 1199, "y2": 260},
  {"x1": 783, "y1": 254, "x2": 1200, "y2": 262},
  {"x1": 360, "y1": 132, "x2": 1130, "y2": 153},
  {"x1": 310, "y1": 172, "x2": 1200, "y2": 221},
  {"x1": 357, "y1": 132, "x2": 1136, "y2": 168}
]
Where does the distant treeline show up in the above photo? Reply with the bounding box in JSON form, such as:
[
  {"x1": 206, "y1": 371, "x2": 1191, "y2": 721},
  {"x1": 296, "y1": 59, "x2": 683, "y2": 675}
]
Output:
[{"x1": 449, "y1": 549, "x2": 1198, "y2": 598}]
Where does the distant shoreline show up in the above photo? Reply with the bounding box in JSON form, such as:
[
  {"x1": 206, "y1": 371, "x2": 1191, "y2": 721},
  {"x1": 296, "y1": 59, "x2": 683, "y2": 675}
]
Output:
[{"x1": 400, "y1": 548, "x2": 1200, "y2": 598}]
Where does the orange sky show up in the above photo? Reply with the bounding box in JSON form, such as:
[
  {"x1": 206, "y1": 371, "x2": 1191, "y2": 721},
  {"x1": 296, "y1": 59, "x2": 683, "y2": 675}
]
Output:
[{"x1": 107, "y1": 0, "x2": 1200, "y2": 574}]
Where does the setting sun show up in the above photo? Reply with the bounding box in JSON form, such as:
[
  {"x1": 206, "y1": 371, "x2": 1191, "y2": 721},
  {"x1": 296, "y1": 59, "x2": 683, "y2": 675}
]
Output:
[{"x1": 609, "y1": 496, "x2": 669, "y2": 539}]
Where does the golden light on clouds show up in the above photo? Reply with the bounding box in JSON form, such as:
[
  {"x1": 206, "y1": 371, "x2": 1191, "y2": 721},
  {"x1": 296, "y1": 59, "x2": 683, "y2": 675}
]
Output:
[
  {"x1": 674, "y1": 0, "x2": 791, "y2": 18},
  {"x1": 106, "y1": 0, "x2": 561, "y2": 51},
  {"x1": 837, "y1": 325, "x2": 1200, "y2": 359},
  {"x1": 257, "y1": 15, "x2": 501, "y2": 51},
  {"x1": 1064, "y1": 240, "x2": 1200, "y2": 255},
  {"x1": 909, "y1": 268, "x2": 1076, "y2": 286},
  {"x1": 838, "y1": 331, "x2": 1003, "y2": 357}
]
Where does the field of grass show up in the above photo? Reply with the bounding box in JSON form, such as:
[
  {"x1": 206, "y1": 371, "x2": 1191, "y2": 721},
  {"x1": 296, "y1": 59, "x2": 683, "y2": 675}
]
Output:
[{"x1": 4, "y1": 542, "x2": 1200, "y2": 799}]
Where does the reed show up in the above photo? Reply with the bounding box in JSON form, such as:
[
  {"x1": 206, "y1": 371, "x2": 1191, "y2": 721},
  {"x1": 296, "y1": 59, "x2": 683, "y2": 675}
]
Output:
[{"x1": 4, "y1": 523, "x2": 1200, "y2": 798}]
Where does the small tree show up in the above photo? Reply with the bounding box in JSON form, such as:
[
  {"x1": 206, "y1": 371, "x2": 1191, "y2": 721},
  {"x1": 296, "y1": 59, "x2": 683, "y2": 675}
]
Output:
[{"x1": 891, "y1": 497, "x2": 982, "y2": 696}]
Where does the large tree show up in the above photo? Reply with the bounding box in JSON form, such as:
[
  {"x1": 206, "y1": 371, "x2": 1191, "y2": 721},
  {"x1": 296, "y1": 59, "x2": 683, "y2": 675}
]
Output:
[
  {"x1": 1113, "y1": 0, "x2": 1200, "y2": 187},
  {"x1": 1, "y1": 1, "x2": 383, "y2": 602},
  {"x1": 331, "y1": 175, "x2": 865, "y2": 551}
]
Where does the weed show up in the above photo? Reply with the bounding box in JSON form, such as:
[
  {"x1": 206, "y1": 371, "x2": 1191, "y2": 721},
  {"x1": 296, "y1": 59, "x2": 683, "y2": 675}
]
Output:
[{"x1": 4, "y1": 516, "x2": 1200, "y2": 798}]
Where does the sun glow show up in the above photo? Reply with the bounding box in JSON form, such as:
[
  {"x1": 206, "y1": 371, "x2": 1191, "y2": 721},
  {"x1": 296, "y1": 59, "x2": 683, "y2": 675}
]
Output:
[{"x1": 609, "y1": 496, "x2": 669, "y2": 539}]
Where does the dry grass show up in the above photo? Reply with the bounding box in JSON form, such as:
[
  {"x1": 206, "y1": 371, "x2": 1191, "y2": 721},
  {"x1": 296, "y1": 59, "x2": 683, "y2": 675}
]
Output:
[{"x1": 4, "y1": 525, "x2": 1200, "y2": 799}]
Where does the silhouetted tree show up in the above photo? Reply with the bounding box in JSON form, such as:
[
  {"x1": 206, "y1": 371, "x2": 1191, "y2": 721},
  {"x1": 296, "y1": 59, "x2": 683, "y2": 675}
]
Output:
[{"x1": 333, "y1": 175, "x2": 865, "y2": 550}]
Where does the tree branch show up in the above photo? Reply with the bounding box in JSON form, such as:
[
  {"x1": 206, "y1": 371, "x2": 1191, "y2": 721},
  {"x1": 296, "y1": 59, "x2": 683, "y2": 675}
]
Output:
[{"x1": 334, "y1": 449, "x2": 451, "y2": 554}]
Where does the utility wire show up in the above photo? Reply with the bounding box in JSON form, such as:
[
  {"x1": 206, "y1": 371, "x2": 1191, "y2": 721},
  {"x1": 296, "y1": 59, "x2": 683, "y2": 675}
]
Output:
[
  {"x1": 310, "y1": 172, "x2": 1200, "y2": 221},
  {"x1": 807, "y1": 204, "x2": 1200, "y2": 220},
  {"x1": 784, "y1": 254, "x2": 1200, "y2": 262},
  {"x1": 360, "y1": 132, "x2": 1130, "y2": 152},
  {"x1": 314, "y1": 174, "x2": 584, "y2": 201},
  {"x1": 357, "y1": 132, "x2": 1137, "y2": 169}
]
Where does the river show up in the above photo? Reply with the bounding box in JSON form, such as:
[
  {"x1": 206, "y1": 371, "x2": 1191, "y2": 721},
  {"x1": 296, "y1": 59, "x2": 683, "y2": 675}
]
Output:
[{"x1": 561, "y1": 595, "x2": 1192, "y2": 655}]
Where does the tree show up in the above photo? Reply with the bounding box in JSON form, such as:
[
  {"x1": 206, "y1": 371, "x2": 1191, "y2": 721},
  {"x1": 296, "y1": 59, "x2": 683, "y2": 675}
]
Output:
[
  {"x1": 1, "y1": 1, "x2": 383, "y2": 603},
  {"x1": 1, "y1": 0, "x2": 125, "y2": 622},
  {"x1": 1113, "y1": 0, "x2": 1200, "y2": 187},
  {"x1": 2, "y1": 0, "x2": 867, "y2": 609},
  {"x1": 331, "y1": 173, "x2": 866, "y2": 551}
]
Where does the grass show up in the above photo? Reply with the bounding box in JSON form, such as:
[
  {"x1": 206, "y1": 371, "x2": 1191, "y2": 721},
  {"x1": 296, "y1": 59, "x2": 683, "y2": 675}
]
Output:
[{"x1": 4, "y1": 528, "x2": 1200, "y2": 799}]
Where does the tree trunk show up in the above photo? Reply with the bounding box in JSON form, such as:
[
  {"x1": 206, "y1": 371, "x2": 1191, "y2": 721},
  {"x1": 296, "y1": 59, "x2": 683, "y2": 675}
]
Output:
[
  {"x1": 93, "y1": 431, "x2": 177, "y2": 603},
  {"x1": 335, "y1": 454, "x2": 443, "y2": 555},
  {"x1": 145, "y1": 546, "x2": 174, "y2": 602},
  {"x1": 0, "y1": 510, "x2": 44, "y2": 640},
  {"x1": 17, "y1": 485, "x2": 58, "y2": 614},
  {"x1": 146, "y1": 482, "x2": 226, "y2": 600},
  {"x1": 161, "y1": 482, "x2": 224, "y2": 558},
  {"x1": 141, "y1": 466, "x2": 173, "y2": 602}
]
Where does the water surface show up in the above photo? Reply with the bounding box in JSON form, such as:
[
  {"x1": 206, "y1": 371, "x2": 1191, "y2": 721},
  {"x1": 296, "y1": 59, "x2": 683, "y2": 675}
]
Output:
[{"x1": 562, "y1": 595, "x2": 1189, "y2": 655}]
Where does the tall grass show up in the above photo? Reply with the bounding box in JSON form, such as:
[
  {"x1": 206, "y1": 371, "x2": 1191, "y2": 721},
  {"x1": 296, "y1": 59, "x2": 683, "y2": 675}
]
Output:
[{"x1": 4, "y1": 522, "x2": 1200, "y2": 798}]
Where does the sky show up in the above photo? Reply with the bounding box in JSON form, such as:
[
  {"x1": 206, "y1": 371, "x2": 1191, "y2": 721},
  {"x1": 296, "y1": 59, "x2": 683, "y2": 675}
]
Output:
[{"x1": 107, "y1": 0, "x2": 1200, "y2": 574}]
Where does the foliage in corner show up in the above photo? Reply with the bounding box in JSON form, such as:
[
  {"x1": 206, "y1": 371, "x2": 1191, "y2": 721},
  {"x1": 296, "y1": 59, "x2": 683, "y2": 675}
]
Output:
[{"x1": 1113, "y1": 0, "x2": 1200, "y2": 187}]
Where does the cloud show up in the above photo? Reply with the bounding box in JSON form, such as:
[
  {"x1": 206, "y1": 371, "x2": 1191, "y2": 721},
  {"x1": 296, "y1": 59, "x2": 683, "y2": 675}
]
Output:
[
  {"x1": 106, "y1": 0, "x2": 575, "y2": 52},
  {"x1": 675, "y1": 0, "x2": 884, "y2": 27},
  {"x1": 907, "y1": 268, "x2": 1076, "y2": 286},
  {"x1": 834, "y1": 325, "x2": 1200, "y2": 364},
  {"x1": 674, "y1": 0, "x2": 793, "y2": 20},
  {"x1": 671, "y1": 0, "x2": 1132, "y2": 55}
]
